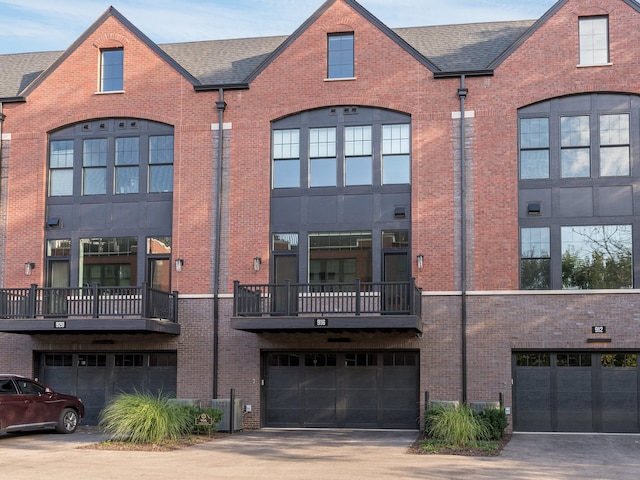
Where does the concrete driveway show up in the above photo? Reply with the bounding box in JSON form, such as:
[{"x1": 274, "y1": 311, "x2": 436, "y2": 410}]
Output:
[{"x1": 1, "y1": 428, "x2": 639, "y2": 480}]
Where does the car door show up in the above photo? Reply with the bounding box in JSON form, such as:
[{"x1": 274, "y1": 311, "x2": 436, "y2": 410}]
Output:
[
  {"x1": 0, "y1": 378, "x2": 27, "y2": 429},
  {"x1": 15, "y1": 379, "x2": 57, "y2": 425}
]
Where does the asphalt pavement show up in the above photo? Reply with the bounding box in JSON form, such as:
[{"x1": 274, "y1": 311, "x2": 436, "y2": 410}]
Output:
[{"x1": 1, "y1": 427, "x2": 639, "y2": 480}]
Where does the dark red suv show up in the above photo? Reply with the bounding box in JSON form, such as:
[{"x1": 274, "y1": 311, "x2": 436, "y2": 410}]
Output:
[{"x1": 0, "y1": 375, "x2": 84, "y2": 434}]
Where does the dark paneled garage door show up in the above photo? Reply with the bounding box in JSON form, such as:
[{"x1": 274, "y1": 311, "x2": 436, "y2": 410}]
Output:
[
  {"x1": 38, "y1": 352, "x2": 177, "y2": 424},
  {"x1": 513, "y1": 352, "x2": 640, "y2": 432},
  {"x1": 264, "y1": 351, "x2": 419, "y2": 429}
]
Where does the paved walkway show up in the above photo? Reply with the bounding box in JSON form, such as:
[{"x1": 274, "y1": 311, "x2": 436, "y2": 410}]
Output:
[{"x1": 1, "y1": 428, "x2": 640, "y2": 479}]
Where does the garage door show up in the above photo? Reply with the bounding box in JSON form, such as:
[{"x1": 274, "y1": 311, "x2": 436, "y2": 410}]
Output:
[
  {"x1": 38, "y1": 352, "x2": 177, "y2": 424},
  {"x1": 264, "y1": 351, "x2": 419, "y2": 429},
  {"x1": 513, "y1": 352, "x2": 640, "y2": 432}
]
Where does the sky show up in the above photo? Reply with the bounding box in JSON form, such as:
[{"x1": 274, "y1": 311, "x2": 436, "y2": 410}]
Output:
[{"x1": 0, "y1": 0, "x2": 558, "y2": 55}]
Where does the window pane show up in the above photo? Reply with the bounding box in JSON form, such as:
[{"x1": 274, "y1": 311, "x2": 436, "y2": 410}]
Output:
[
  {"x1": 273, "y1": 159, "x2": 300, "y2": 188},
  {"x1": 149, "y1": 135, "x2": 174, "y2": 164},
  {"x1": 345, "y1": 156, "x2": 372, "y2": 185},
  {"x1": 520, "y1": 118, "x2": 549, "y2": 149},
  {"x1": 561, "y1": 148, "x2": 590, "y2": 177},
  {"x1": 521, "y1": 150, "x2": 550, "y2": 179},
  {"x1": 149, "y1": 135, "x2": 173, "y2": 193},
  {"x1": 328, "y1": 33, "x2": 354, "y2": 78},
  {"x1": 50, "y1": 169, "x2": 73, "y2": 196},
  {"x1": 273, "y1": 129, "x2": 300, "y2": 188},
  {"x1": 101, "y1": 49, "x2": 124, "y2": 91},
  {"x1": 273, "y1": 129, "x2": 299, "y2": 159},
  {"x1": 561, "y1": 116, "x2": 590, "y2": 147},
  {"x1": 80, "y1": 237, "x2": 137, "y2": 287},
  {"x1": 310, "y1": 158, "x2": 336, "y2": 187},
  {"x1": 83, "y1": 138, "x2": 107, "y2": 194},
  {"x1": 600, "y1": 114, "x2": 629, "y2": 176},
  {"x1": 149, "y1": 165, "x2": 173, "y2": 193},
  {"x1": 382, "y1": 124, "x2": 410, "y2": 154},
  {"x1": 115, "y1": 137, "x2": 139, "y2": 194},
  {"x1": 308, "y1": 232, "x2": 372, "y2": 284},
  {"x1": 345, "y1": 126, "x2": 372, "y2": 156},
  {"x1": 310, "y1": 128, "x2": 336, "y2": 157},
  {"x1": 83, "y1": 167, "x2": 106, "y2": 195},
  {"x1": 600, "y1": 146, "x2": 629, "y2": 176},
  {"x1": 382, "y1": 154, "x2": 410, "y2": 184},
  {"x1": 273, "y1": 233, "x2": 299, "y2": 251},
  {"x1": 561, "y1": 225, "x2": 632, "y2": 289}
]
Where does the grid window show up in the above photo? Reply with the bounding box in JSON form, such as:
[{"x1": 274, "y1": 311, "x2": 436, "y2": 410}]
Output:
[
  {"x1": 345, "y1": 126, "x2": 372, "y2": 185},
  {"x1": 327, "y1": 33, "x2": 354, "y2": 79},
  {"x1": 520, "y1": 227, "x2": 551, "y2": 289},
  {"x1": 115, "y1": 137, "x2": 139, "y2": 194},
  {"x1": 149, "y1": 135, "x2": 174, "y2": 193},
  {"x1": 560, "y1": 116, "x2": 590, "y2": 178},
  {"x1": 600, "y1": 114, "x2": 629, "y2": 176},
  {"x1": 382, "y1": 124, "x2": 410, "y2": 184},
  {"x1": 100, "y1": 48, "x2": 124, "y2": 91},
  {"x1": 309, "y1": 127, "x2": 336, "y2": 187},
  {"x1": 579, "y1": 17, "x2": 609, "y2": 65},
  {"x1": 273, "y1": 129, "x2": 300, "y2": 188},
  {"x1": 49, "y1": 140, "x2": 74, "y2": 196},
  {"x1": 82, "y1": 139, "x2": 107, "y2": 195},
  {"x1": 520, "y1": 118, "x2": 549, "y2": 179}
]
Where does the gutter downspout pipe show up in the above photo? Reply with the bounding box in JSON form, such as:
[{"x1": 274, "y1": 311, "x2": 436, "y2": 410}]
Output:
[
  {"x1": 213, "y1": 89, "x2": 226, "y2": 399},
  {"x1": 457, "y1": 76, "x2": 468, "y2": 404}
]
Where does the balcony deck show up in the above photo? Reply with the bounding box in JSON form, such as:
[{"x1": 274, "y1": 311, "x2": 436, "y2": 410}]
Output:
[
  {"x1": 0, "y1": 284, "x2": 179, "y2": 334},
  {"x1": 231, "y1": 279, "x2": 423, "y2": 333}
]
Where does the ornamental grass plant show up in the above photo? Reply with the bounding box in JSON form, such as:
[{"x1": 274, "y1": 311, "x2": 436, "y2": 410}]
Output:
[
  {"x1": 425, "y1": 403, "x2": 490, "y2": 447},
  {"x1": 99, "y1": 392, "x2": 195, "y2": 444}
]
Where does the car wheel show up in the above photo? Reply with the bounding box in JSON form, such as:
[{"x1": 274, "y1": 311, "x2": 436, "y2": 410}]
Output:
[{"x1": 56, "y1": 408, "x2": 79, "y2": 434}]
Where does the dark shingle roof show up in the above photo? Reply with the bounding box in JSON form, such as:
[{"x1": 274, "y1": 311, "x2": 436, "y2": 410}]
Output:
[{"x1": 0, "y1": 20, "x2": 536, "y2": 99}]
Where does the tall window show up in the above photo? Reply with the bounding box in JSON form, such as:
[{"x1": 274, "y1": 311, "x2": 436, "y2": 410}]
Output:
[
  {"x1": 149, "y1": 135, "x2": 174, "y2": 193},
  {"x1": 345, "y1": 126, "x2": 372, "y2": 185},
  {"x1": 520, "y1": 227, "x2": 550, "y2": 289},
  {"x1": 83, "y1": 139, "x2": 107, "y2": 195},
  {"x1": 309, "y1": 127, "x2": 336, "y2": 187},
  {"x1": 600, "y1": 114, "x2": 629, "y2": 176},
  {"x1": 100, "y1": 48, "x2": 124, "y2": 92},
  {"x1": 272, "y1": 129, "x2": 300, "y2": 188},
  {"x1": 560, "y1": 116, "x2": 590, "y2": 178},
  {"x1": 579, "y1": 17, "x2": 609, "y2": 65},
  {"x1": 520, "y1": 118, "x2": 549, "y2": 179},
  {"x1": 382, "y1": 124, "x2": 411, "y2": 184},
  {"x1": 115, "y1": 137, "x2": 139, "y2": 194},
  {"x1": 327, "y1": 33, "x2": 354, "y2": 79},
  {"x1": 49, "y1": 140, "x2": 74, "y2": 196}
]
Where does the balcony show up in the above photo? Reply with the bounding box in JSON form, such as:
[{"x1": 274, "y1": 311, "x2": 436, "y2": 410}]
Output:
[
  {"x1": 232, "y1": 279, "x2": 422, "y2": 333},
  {"x1": 0, "y1": 284, "x2": 179, "y2": 334}
]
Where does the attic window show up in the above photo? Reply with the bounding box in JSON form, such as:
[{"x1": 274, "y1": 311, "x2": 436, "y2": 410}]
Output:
[
  {"x1": 578, "y1": 16, "x2": 609, "y2": 65},
  {"x1": 327, "y1": 33, "x2": 354, "y2": 79},
  {"x1": 100, "y1": 48, "x2": 124, "y2": 92}
]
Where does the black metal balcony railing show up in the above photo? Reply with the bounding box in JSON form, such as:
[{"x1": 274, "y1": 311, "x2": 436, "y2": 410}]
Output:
[
  {"x1": 0, "y1": 284, "x2": 178, "y2": 322},
  {"x1": 233, "y1": 279, "x2": 422, "y2": 317}
]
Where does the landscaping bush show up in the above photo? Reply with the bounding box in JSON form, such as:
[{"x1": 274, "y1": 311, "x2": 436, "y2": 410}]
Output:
[
  {"x1": 477, "y1": 407, "x2": 508, "y2": 440},
  {"x1": 425, "y1": 403, "x2": 490, "y2": 447},
  {"x1": 180, "y1": 405, "x2": 224, "y2": 435},
  {"x1": 99, "y1": 392, "x2": 213, "y2": 444}
]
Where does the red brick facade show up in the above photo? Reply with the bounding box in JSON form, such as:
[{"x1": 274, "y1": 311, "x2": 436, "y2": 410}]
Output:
[{"x1": 2, "y1": 0, "x2": 640, "y2": 432}]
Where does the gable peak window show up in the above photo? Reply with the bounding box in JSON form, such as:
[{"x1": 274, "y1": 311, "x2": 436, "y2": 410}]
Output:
[
  {"x1": 100, "y1": 48, "x2": 124, "y2": 92},
  {"x1": 327, "y1": 33, "x2": 354, "y2": 79},
  {"x1": 578, "y1": 16, "x2": 609, "y2": 66}
]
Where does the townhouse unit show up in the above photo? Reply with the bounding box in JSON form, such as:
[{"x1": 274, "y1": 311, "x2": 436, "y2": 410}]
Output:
[{"x1": 2, "y1": 0, "x2": 640, "y2": 432}]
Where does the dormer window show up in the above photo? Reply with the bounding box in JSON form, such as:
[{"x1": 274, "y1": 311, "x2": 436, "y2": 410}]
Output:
[
  {"x1": 579, "y1": 16, "x2": 609, "y2": 65},
  {"x1": 327, "y1": 33, "x2": 354, "y2": 79},
  {"x1": 100, "y1": 48, "x2": 124, "y2": 91}
]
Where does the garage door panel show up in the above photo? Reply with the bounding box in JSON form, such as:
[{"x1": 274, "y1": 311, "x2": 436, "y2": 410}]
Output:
[
  {"x1": 514, "y1": 352, "x2": 640, "y2": 433},
  {"x1": 265, "y1": 351, "x2": 418, "y2": 429}
]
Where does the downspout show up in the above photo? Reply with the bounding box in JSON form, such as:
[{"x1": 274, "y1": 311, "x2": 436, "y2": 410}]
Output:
[
  {"x1": 213, "y1": 89, "x2": 226, "y2": 399},
  {"x1": 457, "y1": 76, "x2": 468, "y2": 404}
]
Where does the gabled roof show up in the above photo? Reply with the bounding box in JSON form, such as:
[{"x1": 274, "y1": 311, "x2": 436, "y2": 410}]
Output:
[{"x1": 0, "y1": 1, "x2": 541, "y2": 100}]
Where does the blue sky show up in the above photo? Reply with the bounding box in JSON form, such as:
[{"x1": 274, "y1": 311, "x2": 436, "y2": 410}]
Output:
[{"x1": 0, "y1": 0, "x2": 557, "y2": 54}]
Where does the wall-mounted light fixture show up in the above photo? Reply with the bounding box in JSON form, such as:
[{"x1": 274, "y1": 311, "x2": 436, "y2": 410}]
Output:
[
  {"x1": 175, "y1": 258, "x2": 184, "y2": 272},
  {"x1": 24, "y1": 262, "x2": 35, "y2": 276},
  {"x1": 417, "y1": 254, "x2": 424, "y2": 269},
  {"x1": 253, "y1": 257, "x2": 262, "y2": 271}
]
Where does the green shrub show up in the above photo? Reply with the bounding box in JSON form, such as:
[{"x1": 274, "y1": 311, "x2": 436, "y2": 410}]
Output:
[
  {"x1": 477, "y1": 407, "x2": 508, "y2": 440},
  {"x1": 425, "y1": 404, "x2": 490, "y2": 447},
  {"x1": 179, "y1": 405, "x2": 224, "y2": 434},
  {"x1": 99, "y1": 392, "x2": 196, "y2": 444}
]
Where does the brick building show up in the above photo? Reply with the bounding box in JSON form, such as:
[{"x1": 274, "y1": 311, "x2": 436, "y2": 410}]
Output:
[{"x1": 1, "y1": 0, "x2": 640, "y2": 432}]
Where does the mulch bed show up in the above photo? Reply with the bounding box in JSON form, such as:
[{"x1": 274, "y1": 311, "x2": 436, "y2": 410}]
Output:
[
  {"x1": 80, "y1": 433, "x2": 230, "y2": 452},
  {"x1": 407, "y1": 434, "x2": 512, "y2": 456}
]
